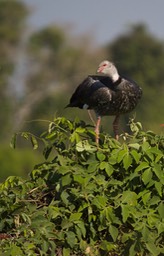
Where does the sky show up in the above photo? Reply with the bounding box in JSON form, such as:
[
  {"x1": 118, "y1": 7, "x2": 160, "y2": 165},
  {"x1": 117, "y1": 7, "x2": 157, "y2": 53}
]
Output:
[{"x1": 23, "y1": 0, "x2": 164, "y2": 46}]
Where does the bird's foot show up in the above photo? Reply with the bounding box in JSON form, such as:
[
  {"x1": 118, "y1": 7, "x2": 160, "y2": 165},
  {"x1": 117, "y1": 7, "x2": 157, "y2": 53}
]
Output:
[
  {"x1": 113, "y1": 115, "x2": 120, "y2": 141},
  {"x1": 95, "y1": 116, "x2": 101, "y2": 145},
  {"x1": 95, "y1": 127, "x2": 99, "y2": 145},
  {"x1": 95, "y1": 135, "x2": 99, "y2": 145}
]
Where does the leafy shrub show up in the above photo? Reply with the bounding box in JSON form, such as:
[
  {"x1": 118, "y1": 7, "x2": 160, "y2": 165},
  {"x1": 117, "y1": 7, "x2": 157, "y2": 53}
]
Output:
[{"x1": 0, "y1": 117, "x2": 164, "y2": 255}]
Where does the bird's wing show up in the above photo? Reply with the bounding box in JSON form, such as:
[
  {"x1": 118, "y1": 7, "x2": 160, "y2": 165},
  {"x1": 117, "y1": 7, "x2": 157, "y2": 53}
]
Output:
[
  {"x1": 117, "y1": 76, "x2": 142, "y2": 99},
  {"x1": 66, "y1": 75, "x2": 115, "y2": 109},
  {"x1": 66, "y1": 76, "x2": 97, "y2": 108}
]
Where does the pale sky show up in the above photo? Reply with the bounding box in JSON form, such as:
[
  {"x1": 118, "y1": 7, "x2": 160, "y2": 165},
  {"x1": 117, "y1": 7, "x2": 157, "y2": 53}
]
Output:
[{"x1": 23, "y1": 0, "x2": 164, "y2": 46}]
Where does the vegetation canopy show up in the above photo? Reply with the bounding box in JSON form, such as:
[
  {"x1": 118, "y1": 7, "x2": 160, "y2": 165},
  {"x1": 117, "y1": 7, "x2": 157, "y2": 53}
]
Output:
[{"x1": 0, "y1": 117, "x2": 164, "y2": 255}]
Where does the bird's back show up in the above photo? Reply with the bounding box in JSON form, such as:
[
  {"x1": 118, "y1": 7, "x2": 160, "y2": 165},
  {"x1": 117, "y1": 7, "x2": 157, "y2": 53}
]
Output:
[
  {"x1": 90, "y1": 76, "x2": 142, "y2": 116},
  {"x1": 67, "y1": 75, "x2": 142, "y2": 116}
]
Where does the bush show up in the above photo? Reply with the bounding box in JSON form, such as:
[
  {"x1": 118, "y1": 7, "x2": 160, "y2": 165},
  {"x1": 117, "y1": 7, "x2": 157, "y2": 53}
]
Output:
[{"x1": 0, "y1": 117, "x2": 164, "y2": 255}]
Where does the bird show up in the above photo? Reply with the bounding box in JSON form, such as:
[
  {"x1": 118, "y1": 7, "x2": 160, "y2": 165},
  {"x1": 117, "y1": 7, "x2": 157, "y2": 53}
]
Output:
[{"x1": 66, "y1": 60, "x2": 142, "y2": 144}]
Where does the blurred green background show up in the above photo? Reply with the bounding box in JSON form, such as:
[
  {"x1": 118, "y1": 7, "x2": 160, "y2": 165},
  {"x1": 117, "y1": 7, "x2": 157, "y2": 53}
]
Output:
[{"x1": 0, "y1": 1, "x2": 163, "y2": 181}]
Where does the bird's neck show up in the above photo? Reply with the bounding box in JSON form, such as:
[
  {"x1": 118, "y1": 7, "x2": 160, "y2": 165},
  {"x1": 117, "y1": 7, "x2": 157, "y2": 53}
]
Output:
[{"x1": 111, "y1": 72, "x2": 120, "y2": 82}]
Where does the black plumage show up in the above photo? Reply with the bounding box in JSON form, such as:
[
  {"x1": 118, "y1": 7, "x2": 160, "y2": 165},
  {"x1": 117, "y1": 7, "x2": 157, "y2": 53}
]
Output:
[{"x1": 66, "y1": 60, "x2": 142, "y2": 144}]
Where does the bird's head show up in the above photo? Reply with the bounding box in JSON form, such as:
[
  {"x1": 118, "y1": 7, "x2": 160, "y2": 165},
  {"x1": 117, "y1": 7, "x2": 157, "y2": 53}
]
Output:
[{"x1": 97, "y1": 60, "x2": 119, "y2": 82}]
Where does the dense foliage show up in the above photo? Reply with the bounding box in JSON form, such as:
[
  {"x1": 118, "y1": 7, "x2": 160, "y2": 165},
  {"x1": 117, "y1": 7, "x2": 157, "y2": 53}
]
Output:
[{"x1": 0, "y1": 117, "x2": 163, "y2": 255}]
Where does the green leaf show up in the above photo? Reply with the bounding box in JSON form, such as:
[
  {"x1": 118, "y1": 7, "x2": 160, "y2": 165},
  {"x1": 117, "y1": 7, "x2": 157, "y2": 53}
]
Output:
[
  {"x1": 30, "y1": 135, "x2": 38, "y2": 150},
  {"x1": 158, "y1": 203, "x2": 164, "y2": 218},
  {"x1": 66, "y1": 231, "x2": 77, "y2": 248},
  {"x1": 117, "y1": 149, "x2": 127, "y2": 163},
  {"x1": 21, "y1": 213, "x2": 32, "y2": 225},
  {"x1": 58, "y1": 165, "x2": 70, "y2": 175},
  {"x1": 157, "y1": 222, "x2": 164, "y2": 236},
  {"x1": 74, "y1": 175, "x2": 84, "y2": 184},
  {"x1": 77, "y1": 221, "x2": 86, "y2": 238},
  {"x1": 153, "y1": 163, "x2": 162, "y2": 180},
  {"x1": 147, "y1": 214, "x2": 159, "y2": 227},
  {"x1": 76, "y1": 140, "x2": 96, "y2": 152},
  {"x1": 21, "y1": 132, "x2": 29, "y2": 140},
  {"x1": 121, "y1": 204, "x2": 130, "y2": 223},
  {"x1": 61, "y1": 219, "x2": 72, "y2": 230},
  {"x1": 92, "y1": 195, "x2": 108, "y2": 209},
  {"x1": 94, "y1": 174, "x2": 106, "y2": 185},
  {"x1": 135, "y1": 162, "x2": 150, "y2": 172},
  {"x1": 83, "y1": 140, "x2": 97, "y2": 152},
  {"x1": 43, "y1": 146, "x2": 52, "y2": 159},
  {"x1": 75, "y1": 127, "x2": 86, "y2": 133},
  {"x1": 130, "y1": 149, "x2": 141, "y2": 163},
  {"x1": 128, "y1": 143, "x2": 140, "y2": 150},
  {"x1": 108, "y1": 156, "x2": 117, "y2": 165},
  {"x1": 129, "y1": 120, "x2": 142, "y2": 134},
  {"x1": 142, "y1": 168, "x2": 152, "y2": 185},
  {"x1": 146, "y1": 241, "x2": 160, "y2": 256},
  {"x1": 109, "y1": 224, "x2": 118, "y2": 242},
  {"x1": 155, "y1": 153, "x2": 163, "y2": 163},
  {"x1": 121, "y1": 191, "x2": 138, "y2": 206},
  {"x1": 61, "y1": 191, "x2": 69, "y2": 206},
  {"x1": 128, "y1": 171, "x2": 139, "y2": 181},
  {"x1": 99, "y1": 240, "x2": 115, "y2": 251},
  {"x1": 141, "y1": 224, "x2": 150, "y2": 241},
  {"x1": 99, "y1": 161, "x2": 107, "y2": 170},
  {"x1": 75, "y1": 224, "x2": 82, "y2": 240},
  {"x1": 10, "y1": 244, "x2": 24, "y2": 256},
  {"x1": 10, "y1": 133, "x2": 17, "y2": 149},
  {"x1": 129, "y1": 242, "x2": 137, "y2": 256},
  {"x1": 48, "y1": 206, "x2": 61, "y2": 219},
  {"x1": 149, "y1": 195, "x2": 160, "y2": 205},
  {"x1": 149, "y1": 147, "x2": 162, "y2": 155},
  {"x1": 63, "y1": 247, "x2": 71, "y2": 256},
  {"x1": 142, "y1": 141, "x2": 150, "y2": 151},
  {"x1": 75, "y1": 141, "x2": 85, "y2": 152},
  {"x1": 97, "y1": 152, "x2": 106, "y2": 161},
  {"x1": 142, "y1": 191, "x2": 151, "y2": 204},
  {"x1": 123, "y1": 154, "x2": 132, "y2": 170},
  {"x1": 103, "y1": 206, "x2": 119, "y2": 224},
  {"x1": 62, "y1": 174, "x2": 72, "y2": 187},
  {"x1": 57, "y1": 155, "x2": 67, "y2": 165},
  {"x1": 99, "y1": 162, "x2": 113, "y2": 176},
  {"x1": 155, "y1": 181, "x2": 162, "y2": 197},
  {"x1": 69, "y1": 213, "x2": 82, "y2": 222},
  {"x1": 87, "y1": 162, "x2": 99, "y2": 173}
]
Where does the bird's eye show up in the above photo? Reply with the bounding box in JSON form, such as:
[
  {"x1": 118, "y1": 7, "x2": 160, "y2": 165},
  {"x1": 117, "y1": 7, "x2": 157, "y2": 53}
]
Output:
[{"x1": 102, "y1": 63, "x2": 107, "y2": 67}]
